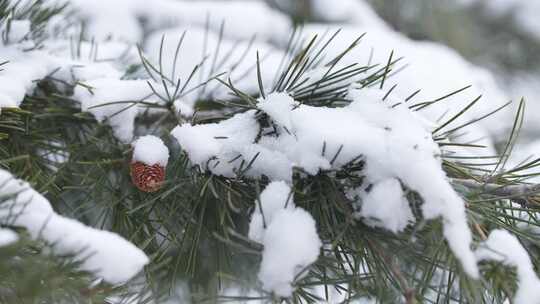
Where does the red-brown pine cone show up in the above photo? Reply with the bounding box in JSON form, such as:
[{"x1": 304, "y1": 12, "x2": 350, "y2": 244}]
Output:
[{"x1": 130, "y1": 161, "x2": 166, "y2": 192}]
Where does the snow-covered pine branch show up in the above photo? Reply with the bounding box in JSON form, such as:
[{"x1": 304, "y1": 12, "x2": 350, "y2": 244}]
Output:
[
  {"x1": 0, "y1": 169, "x2": 149, "y2": 284},
  {"x1": 1, "y1": 0, "x2": 540, "y2": 303}
]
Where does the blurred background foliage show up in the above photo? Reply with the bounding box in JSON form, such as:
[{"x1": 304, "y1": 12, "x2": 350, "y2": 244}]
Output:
[{"x1": 367, "y1": 0, "x2": 540, "y2": 73}]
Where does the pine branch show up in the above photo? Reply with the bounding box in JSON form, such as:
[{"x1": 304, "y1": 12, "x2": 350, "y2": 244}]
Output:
[{"x1": 452, "y1": 178, "x2": 540, "y2": 208}]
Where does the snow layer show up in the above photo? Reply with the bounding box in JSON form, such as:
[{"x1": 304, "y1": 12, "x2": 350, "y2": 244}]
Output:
[
  {"x1": 297, "y1": 23, "x2": 510, "y2": 143},
  {"x1": 68, "y1": 0, "x2": 290, "y2": 43},
  {"x1": 289, "y1": 0, "x2": 510, "y2": 148},
  {"x1": 476, "y1": 230, "x2": 540, "y2": 304},
  {"x1": 0, "y1": 15, "x2": 57, "y2": 108},
  {"x1": 0, "y1": 14, "x2": 142, "y2": 108},
  {"x1": 355, "y1": 178, "x2": 414, "y2": 233},
  {"x1": 132, "y1": 135, "x2": 169, "y2": 166},
  {"x1": 311, "y1": 0, "x2": 391, "y2": 29},
  {"x1": 0, "y1": 32, "x2": 153, "y2": 144},
  {"x1": 248, "y1": 182, "x2": 321, "y2": 297},
  {"x1": 44, "y1": 39, "x2": 139, "y2": 65},
  {"x1": 0, "y1": 228, "x2": 19, "y2": 247},
  {"x1": 248, "y1": 181, "x2": 294, "y2": 243},
  {"x1": 144, "y1": 26, "x2": 284, "y2": 106},
  {"x1": 5, "y1": 20, "x2": 31, "y2": 43},
  {"x1": 174, "y1": 90, "x2": 480, "y2": 278},
  {"x1": 0, "y1": 9, "x2": 161, "y2": 142},
  {"x1": 72, "y1": 79, "x2": 160, "y2": 143},
  {"x1": 146, "y1": 1, "x2": 291, "y2": 43},
  {"x1": 3, "y1": 0, "x2": 508, "y2": 150},
  {"x1": 257, "y1": 93, "x2": 297, "y2": 131},
  {"x1": 171, "y1": 110, "x2": 260, "y2": 177},
  {"x1": 259, "y1": 208, "x2": 321, "y2": 297},
  {"x1": 0, "y1": 169, "x2": 149, "y2": 284},
  {"x1": 0, "y1": 47, "x2": 59, "y2": 108}
]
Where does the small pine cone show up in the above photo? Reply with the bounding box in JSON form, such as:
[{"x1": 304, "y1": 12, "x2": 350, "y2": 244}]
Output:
[{"x1": 130, "y1": 161, "x2": 166, "y2": 192}]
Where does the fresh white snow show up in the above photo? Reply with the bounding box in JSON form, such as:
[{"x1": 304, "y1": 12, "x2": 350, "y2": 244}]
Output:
[
  {"x1": 354, "y1": 178, "x2": 414, "y2": 233},
  {"x1": 73, "y1": 79, "x2": 161, "y2": 143},
  {"x1": 476, "y1": 230, "x2": 540, "y2": 304},
  {"x1": 248, "y1": 181, "x2": 321, "y2": 297},
  {"x1": 144, "y1": 26, "x2": 284, "y2": 105},
  {"x1": 0, "y1": 228, "x2": 19, "y2": 247},
  {"x1": 174, "y1": 90, "x2": 480, "y2": 278},
  {"x1": 0, "y1": 47, "x2": 59, "y2": 108},
  {"x1": 171, "y1": 110, "x2": 260, "y2": 178},
  {"x1": 132, "y1": 135, "x2": 169, "y2": 166},
  {"x1": 248, "y1": 181, "x2": 294, "y2": 243},
  {"x1": 0, "y1": 169, "x2": 149, "y2": 284},
  {"x1": 68, "y1": 0, "x2": 290, "y2": 43}
]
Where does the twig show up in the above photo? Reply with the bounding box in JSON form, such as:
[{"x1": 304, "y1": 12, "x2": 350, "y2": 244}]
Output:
[
  {"x1": 368, "y1": 240, "x2": 416, "y2": 304},
  {"x1": 451, "y1": 178, "x2": 540, "y2": 208}
]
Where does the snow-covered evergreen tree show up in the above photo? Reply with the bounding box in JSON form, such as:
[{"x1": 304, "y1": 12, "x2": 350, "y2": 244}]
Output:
[{"x1": 1, "y1": 1, "x2": 540, "y2": 303}]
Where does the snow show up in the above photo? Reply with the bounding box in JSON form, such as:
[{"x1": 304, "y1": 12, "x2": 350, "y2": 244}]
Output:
[
  {"x1": 0, "y1": 31, "x2": 146, "y2": 144},
  {"x1": 240, "y1": 143, "x2": 295, "y2": 182},
  {"x1": 73, "y1": 79, "x2": 160, "y2": 143},
  {"x1": 475, "y1": 230, "x2": 540, "y2": 304},
  {"x1": 259, "y1": 208, "x2": 321, "y2": 297},
  {"x1": 0, "y1": 228, "x2": 18, "y2": 247},
  {"x1": 175, "y1": 90, "x2": 480, "y2": 278},
  {"x1": 2, "y1": 0, "x2": 507, "y2": 152},
  {"x1": 248, "y1": 181, "x2": 293, "y2": 243},
  {"x1": 0, "y1": 47, "x2": 59, "y2": 108},
  {"x1": 248, "y1": 182, "x2": 321, "y2": 297},
  {"x1": 67, "y1": 0, "x2": 290, "y2": 43},
  {"x1": 68, "y1": 0, "x2": 144, "y2": 42},
  {"x1": 354, "y1": 178, "x2": 414, "y2": 233},
  {"x1": 0, "y1": 169, "x2": 149, "y2": 284},
  {"x1": 132, "y1": 135, "x2": 169, "y2": 166},
  {"x1": 0, "y1": 14, "x2": 62, "y2": 109},
  {"x1": 171, "y1": 110, "x2": 260, "y2": 177},
  {"x1": 44, "y1": 0, "x2": 508, "y2": 155},
  {"x1": 0, "y1": 0, "x2": 511, "y2": 149},
  {"x1": 146, "y1": 0, "x2": 291, "y2": 43},
  {"x1": 311, "y1": 0, "x2": 391, "y2": 30},
  {"x1": 297, "y1": 23, "x2": 510, "y2": 142},
  {"x1": 44, "y1": 39, "x2": 139, "y2": 64},
  {"x1": 281, "y1": 0, "x2": 510, "y2": 149},
  {"x1": 144, "y1": 26, "x2": 284, "y2": 105},
  {"x1": 0, "y1": 12, "x2": 157, "y2": 142},
  {"x1": 6, "y1": 20, "x2": 31, "y2": 43},
  {"x1": 257, "y1": 92, "x2": 297, "y2": 131}
]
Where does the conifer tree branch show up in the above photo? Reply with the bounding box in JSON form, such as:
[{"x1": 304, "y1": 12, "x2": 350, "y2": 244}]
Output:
[{"x1": 452, "y1": 178, "x2": 540, "y2": 207}]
